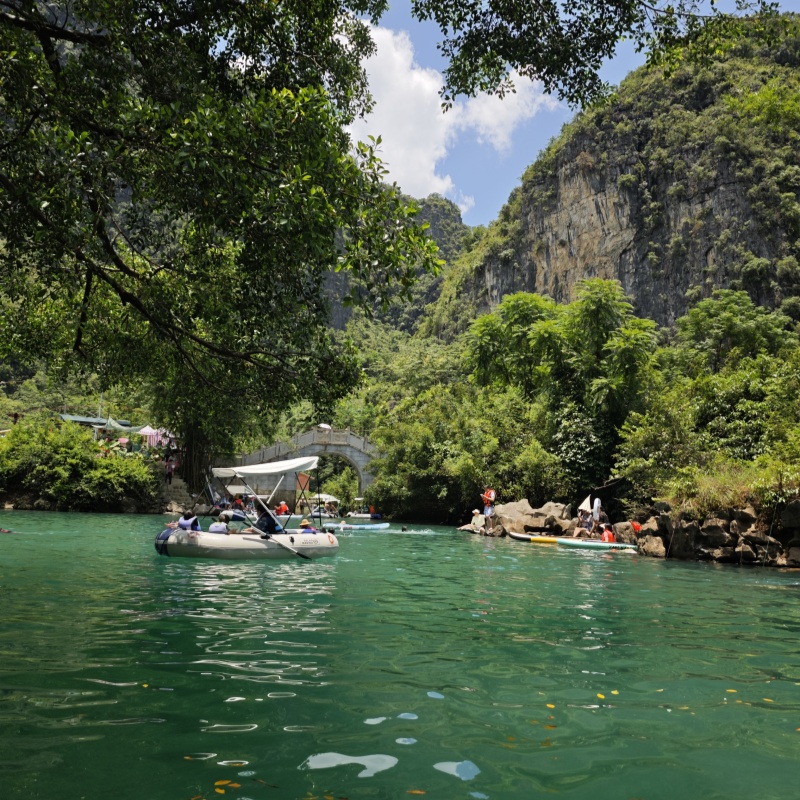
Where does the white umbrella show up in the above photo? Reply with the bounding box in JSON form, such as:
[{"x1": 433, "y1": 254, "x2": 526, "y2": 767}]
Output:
[{"x1": 578, "y1": 495, "x2": 592, "y2": 513}]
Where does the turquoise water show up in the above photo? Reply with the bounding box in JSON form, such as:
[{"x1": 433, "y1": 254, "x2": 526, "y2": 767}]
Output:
[{"x1": 2, "y1": 511, "x2": 800, "y2": 800}]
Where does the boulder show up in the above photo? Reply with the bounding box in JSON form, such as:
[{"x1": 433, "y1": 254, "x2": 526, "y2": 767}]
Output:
[
  {"x1": 741, "y1": 528, "x2": 780, "y2": 548},
  {"x1": 781, "y1": 499, "x2": 800, "y2": 529},
  {"x1": 787, "y1": 546, "x2": 800, "y2": 566},
  {"x1": 613, "y1": 521, "x2": 636, "y2": 544},
  {"x1": 537, "y1": 502, "x2": 572, "y2": 521},
  {"x1": 735, "y1": 541, "x2": 758, "y2": 563},
  {"x1": 707, "y1": 546, "x2": 737, "y2": 563},
  {"x1": 668, "y1": 521, "x2": 698, "y2": 560},
  {"x1": 657, "y1": 513, "x2": 674, "y2": 538},
  {"x1": 639, "y1": 534, "x2": 666, "y2": 558},
  {"x1": 550, "y1": 517, "x2": 574, "y2": 534},
  {"x1": 496, "y1": 499, "x2": 543, "y2": 535},
  {"x1": 457, "y1": 524, "x2": 483, "y2": 534},
  {"x1": 638, "y1": 516, "x2": 660, "y2": 537},
  {"x1": 121, "y1": 496, "x2": 138, "y2": 514},
  {"x1": 697, "y1": 518, "x2": 733, "y2": 547},
  {"x1": 733, "y1": 505, "x2": 758, "y2": 528}
]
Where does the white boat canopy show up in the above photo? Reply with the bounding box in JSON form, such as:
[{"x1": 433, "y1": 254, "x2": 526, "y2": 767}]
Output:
[
  {"x1": 310, "y1": 493, "x2": 339, "y2": 504},
  {"x1": 212, "y1": 455, "x2": 319, "y2": 480}
]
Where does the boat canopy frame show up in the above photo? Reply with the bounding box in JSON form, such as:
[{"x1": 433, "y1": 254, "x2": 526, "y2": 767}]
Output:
[{"x1": 208, "y1": 455, "x2": 328, "y2": 531}]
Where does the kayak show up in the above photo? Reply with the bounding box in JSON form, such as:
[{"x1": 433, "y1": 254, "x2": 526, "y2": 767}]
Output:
[
  {"x1": 326, "y1": 522, "x2": 390, "y2": 531},
  {"x1": 154, "y1": 528, "x2": 339, "y2": 560},
  {"x1": 560, "y1": 538, "x2": 638, "y2": 551},
  {"x1": 508, "y1": 530, "x2": 639, "y2": 552},
  {"x1": 508, "y1": 532, "x2": 560, "y2": 544}
]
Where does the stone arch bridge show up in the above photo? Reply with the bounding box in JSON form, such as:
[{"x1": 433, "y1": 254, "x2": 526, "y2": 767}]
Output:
[{"x1": 239, "y1": 428, "x2": 376, "y2": 494}]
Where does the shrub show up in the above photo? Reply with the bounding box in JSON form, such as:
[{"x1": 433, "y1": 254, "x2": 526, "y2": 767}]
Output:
[{"x1": 0, "y1": 416, "x2": 159, "y2": 511}]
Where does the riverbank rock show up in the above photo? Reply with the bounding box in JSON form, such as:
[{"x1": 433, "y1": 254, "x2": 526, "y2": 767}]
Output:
[
  {"x1": 630, "y1": 501, "x2": 800, "y2": 567},
  {"x1": 493, "y1": 500, "x2": 573, "y2": 537},
  {"x1": 640, "y1": 535, "x2": 666, "y2": 558}
]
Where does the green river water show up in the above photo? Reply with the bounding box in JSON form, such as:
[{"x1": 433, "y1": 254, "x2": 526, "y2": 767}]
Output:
[{"x1": 2, "y1": 511, "x2": 800, "y2": 800}]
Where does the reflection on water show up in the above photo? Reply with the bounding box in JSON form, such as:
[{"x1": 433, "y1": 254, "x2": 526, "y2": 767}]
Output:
[{"x1": 2, "y1": 511, "x2": 800, "y2": 800}]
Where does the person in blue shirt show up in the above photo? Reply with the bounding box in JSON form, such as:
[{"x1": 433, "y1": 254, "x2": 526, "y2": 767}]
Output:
[{"x1": 243, "y1": 508, "x2": 282, "y2": 537}]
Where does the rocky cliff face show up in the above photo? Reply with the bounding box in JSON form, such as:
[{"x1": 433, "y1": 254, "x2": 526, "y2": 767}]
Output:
[{"x1": 425, "y1": 22, "x2": 800, "y2": 334}]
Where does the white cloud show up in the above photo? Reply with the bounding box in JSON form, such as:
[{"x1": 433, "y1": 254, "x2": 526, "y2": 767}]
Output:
[{"x1": 348, "y1": 26, "x2": 560, "y2": 207}]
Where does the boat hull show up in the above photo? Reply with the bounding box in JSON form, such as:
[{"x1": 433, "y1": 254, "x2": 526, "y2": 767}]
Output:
[{"x1": 155, "y1": 529, "x2": 339, "y2": 560}]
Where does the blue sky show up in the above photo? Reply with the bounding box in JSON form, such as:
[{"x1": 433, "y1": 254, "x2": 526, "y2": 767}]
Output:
[{"x1": 349, "y1": 2, "x2": 799, "y2": 227}]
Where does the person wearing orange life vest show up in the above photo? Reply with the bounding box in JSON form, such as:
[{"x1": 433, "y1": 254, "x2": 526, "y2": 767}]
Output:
[
  {"x1": 481, "y1": 485, "x2": 496, "y2": 518},
  {"x1": 600, "y1": 523, "x2": 616, "y2": 543}
]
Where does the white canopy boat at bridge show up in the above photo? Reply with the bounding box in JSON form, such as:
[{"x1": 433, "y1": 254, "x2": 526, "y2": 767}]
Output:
[{"x1": 154, "y1": 456, "x2": 339, "y2": 560}]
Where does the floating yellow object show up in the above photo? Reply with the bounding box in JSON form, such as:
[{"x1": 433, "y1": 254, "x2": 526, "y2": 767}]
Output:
[
  {"x1": 142, "y1": 684, "x2": 149, "y2": 688},
  {"x1": 764, "y1": 698, "x2": 774, "y2": 703},
  {"x1": 546, "y1": 703, "x2": 555, "y2": 709},
  {"x1": 215, "y1": 781, "x2": 231, "y2": 786},
  {"x1": 215, "y1": 790, "x2": 225, "y2": 795},
  {"x1": 544, "y1": 725, "x2": 557, "y2": 730},
  {"x1": 726, "y1": 689, "x2": 737, "y2": 693},
  {"x1": 656, "y1": 689, "x2": 664, "y2": 693},
  {"x1": 229, "y1": 784, "x2": 241, "y2": 789},
  {"x1": 611, "y1": 690, "x2": 619, "y2": 695},
  {"x1": 597, "y1": 693, "x2": 605, "y2": 699},
  {"x1": 407, "y1": 791, "x2": 427, "y2": 795},
  {"x1": 679, "y1": 706, "x2": 690, "y2": 710}
]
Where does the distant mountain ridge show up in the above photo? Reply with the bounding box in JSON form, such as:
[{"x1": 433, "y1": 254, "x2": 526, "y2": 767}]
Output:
[{"x1": 418, "y1": 14, "x2": 800, "y2": 337}]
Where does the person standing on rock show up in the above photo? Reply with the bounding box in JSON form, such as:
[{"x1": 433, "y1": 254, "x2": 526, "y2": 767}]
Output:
[
  {"x1": 481, "y1": 485, "x2": 496, "y2": 519},
  {"x1": 164, "y1": 457, "x2": 175, "y2": 485}
]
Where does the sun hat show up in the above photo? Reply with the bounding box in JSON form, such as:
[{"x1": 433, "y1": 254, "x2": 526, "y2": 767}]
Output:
[
  {"x1": 472, "y1": 509, "x2": 481, "y2": 514},
  {"x1": 300, "y1": 519, "x2": 311, "y2": 526}
]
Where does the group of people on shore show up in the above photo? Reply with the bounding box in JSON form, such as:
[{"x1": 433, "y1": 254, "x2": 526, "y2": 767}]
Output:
[{"x1": 465, "y1": 487, "x2": 623, "y2": 541}]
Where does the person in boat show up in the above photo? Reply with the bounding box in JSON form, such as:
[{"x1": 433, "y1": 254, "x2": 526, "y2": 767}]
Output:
[
  {"x1": 208, "y1": 518, "x2": 230, "y2": 534},
  {"x1": 167, "y1": 510, "x2": 201, "y2": 531},
  {"x1": 275, "y1": 500, "x2": 290, "y2": 516},
  {"x1": 242, "y1": 507, "x2": 283, "y2": 537},
  {"x1": 231, "y1": 495, "x2": 245, "y2": 512},
  {"x1": 299, "y1": 518, "x2": 317, "y2": 532}
]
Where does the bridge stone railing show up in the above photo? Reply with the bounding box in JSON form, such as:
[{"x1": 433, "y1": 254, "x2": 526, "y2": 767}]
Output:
[{"x1": 238, "y1": 428, "x2": 376, "y2": 493}]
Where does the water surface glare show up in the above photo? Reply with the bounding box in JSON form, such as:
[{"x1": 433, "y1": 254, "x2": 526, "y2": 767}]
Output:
[{"x1": 2, "y1": 511, "x2": 800, "y2": 799}]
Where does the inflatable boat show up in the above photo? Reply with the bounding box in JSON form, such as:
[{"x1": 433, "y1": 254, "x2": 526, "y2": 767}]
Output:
[{"x1": 154, "y1": 528, "x2": 339, "y2": 560}]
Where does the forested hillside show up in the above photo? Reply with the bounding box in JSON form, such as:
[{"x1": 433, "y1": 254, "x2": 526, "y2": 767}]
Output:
[{"x1": 422, "y1": 15, "x2": 800, "y2": 338}]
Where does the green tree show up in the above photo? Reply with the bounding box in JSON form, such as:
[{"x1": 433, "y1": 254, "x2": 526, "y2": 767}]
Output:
[
  {"x1": 412, "y1": 0, "x2": 779, "y2": 106},
  {"x1": 673, "y1": 289, "x2": 796, "y2": 374},
  {"x1": 0, "y1": 1, "x2": 440, "y2": 486},
  {"x1": 467, "y1": 280, "x2": 657, "y2": 487}
]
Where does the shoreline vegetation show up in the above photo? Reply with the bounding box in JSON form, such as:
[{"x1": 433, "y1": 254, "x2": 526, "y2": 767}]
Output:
[
  {"x1": 4, "y1": 23, "x2": 800, "y2": 567},
  {"x1": 4, "y1": 281, "x2": 800, "y2": 571}
]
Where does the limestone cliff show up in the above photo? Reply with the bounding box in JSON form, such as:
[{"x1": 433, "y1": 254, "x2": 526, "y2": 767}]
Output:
[{"x1": 422, "y1": 18, "x2": 800, "y2": 335}]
